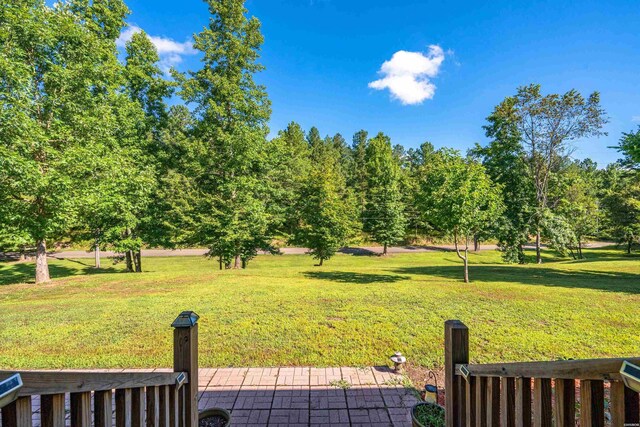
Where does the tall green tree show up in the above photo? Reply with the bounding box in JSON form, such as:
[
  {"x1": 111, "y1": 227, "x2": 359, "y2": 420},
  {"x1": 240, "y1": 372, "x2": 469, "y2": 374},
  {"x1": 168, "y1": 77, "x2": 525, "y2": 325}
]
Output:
[
  {"x1": 350, "y1": 130, "x2": 369, "y2": 216},
  {"x1": 601, "y1": 165, "x2": 640, "y2": 254},
  {"x1": 472, "y1": 110, "x2": 535, "y2": 263},
  {"x1": 362, "y1": 132, "x2": 407, "y2": 254},
  {"x1": 615, "y1": 127, "x2": 640, "y2": 167},
  {"x1": 552, "y1": 160, "x2": 600, "y2": 259},
  {"x1": 0, "y1": 0, "x2": 128, "y2": 283},
  {"x1": 307, "y1": 127, "x2": 323, "y2": 150},
  {"x1": 294, "y1": 136, "x2": 356, "y2": 265},
  {"x1": 417, "y1": 150, "x2": 504, "y2": 282},
  {"x1": 404, "y1": 142, "x2": 436, "y2": 241},
  {"x1": 267, "y1": 122, "x2": 311, "y2": 239},
  {"x1": 487, "y1": 84, "x2": 607, "y2": 263},
  {"x1": 75, "y1": 30, "x2": 171, "y2": 273},
  {"x1": 331, "y1": 133, "x2": 353, "y2": 177},
  {"x1": 176, "y1": 0, "x2": 272, "y2": 269},
  {"x1": 121, "y1": 30, "x2": 172, "y2": 271}
]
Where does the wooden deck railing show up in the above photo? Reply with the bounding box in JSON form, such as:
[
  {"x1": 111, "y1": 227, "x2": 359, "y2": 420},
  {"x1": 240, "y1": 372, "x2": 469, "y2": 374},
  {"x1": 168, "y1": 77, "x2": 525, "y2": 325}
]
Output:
[
  {"x1": 0, "y1": 311, "x2": 199, "y2": 427},
  {"x1": 445, "y1": 320, "x2": 640, "y2": 427}
]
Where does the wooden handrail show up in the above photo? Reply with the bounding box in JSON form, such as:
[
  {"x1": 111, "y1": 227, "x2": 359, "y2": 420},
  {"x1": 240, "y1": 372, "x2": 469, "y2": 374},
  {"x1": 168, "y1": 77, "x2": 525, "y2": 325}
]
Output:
[
  {"x1": 0, "y1": 370, "x2": 188, "y2": 396},
  {"x1": 444, "y1": 321, "x2": 640, "y2": 427},
  {"x1": 455, "y1": 357, "x2": 640, "y2": 380}
]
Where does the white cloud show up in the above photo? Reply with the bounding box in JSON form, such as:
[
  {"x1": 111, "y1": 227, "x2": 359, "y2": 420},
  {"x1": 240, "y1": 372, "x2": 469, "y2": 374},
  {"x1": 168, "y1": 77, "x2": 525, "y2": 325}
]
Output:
[
  {"x1": 369, "y1": 45, "x2": 445, "y2": 105},
  {"x1": 632, "y1": 115, "x2": 640, "y2": 123},
  {"x1": 116, "y1": 25, "x2": 197, "y2": 72}
]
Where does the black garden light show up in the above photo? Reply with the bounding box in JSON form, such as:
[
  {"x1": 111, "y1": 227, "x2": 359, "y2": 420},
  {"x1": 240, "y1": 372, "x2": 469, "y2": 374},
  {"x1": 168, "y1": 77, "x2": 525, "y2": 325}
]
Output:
[{"x1": 171, "y1": 311, "x2": 199, "y2": 328}]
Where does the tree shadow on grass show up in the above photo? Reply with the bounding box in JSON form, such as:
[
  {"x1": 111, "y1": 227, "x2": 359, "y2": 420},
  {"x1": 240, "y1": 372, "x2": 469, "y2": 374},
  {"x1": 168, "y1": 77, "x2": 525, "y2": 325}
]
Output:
[
  {"x1": 393, "y1": 265, "x2": 640, "y2": 294},
  {"x1": 338, "y1": 247, "x2": 378, "y2": 256},
  {"x1": 0, "y1": 260, "x2": 122, "y2": 286},
  {"x1": 303, "y1": 271, "x2": 410, "y2": 284}
]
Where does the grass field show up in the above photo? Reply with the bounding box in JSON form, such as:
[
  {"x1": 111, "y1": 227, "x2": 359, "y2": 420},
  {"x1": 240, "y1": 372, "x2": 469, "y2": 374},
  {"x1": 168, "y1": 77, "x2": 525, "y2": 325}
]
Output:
[{"x1": 0, "y1": 248, "x2": 638, "y2": 370}]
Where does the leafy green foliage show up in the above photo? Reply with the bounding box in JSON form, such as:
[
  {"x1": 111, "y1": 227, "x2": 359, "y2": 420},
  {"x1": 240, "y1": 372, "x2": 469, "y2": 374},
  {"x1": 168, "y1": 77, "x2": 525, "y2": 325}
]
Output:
[
  {"x1": 615, "y1": 127, "x2": 640, "y2": 167},
  {"x1": 363, "y1": 132, "x2": 407, "y2": 253},
  {"x1": 0, "y1": 0, "x2": 129, "y2": 282},
  {"x1": 175, "y1": 0, "x2": 272, "y2": 268},
  {"x1": 601, "y1": 167, "x2": 640, "y2": 253},
  {"x1": 550, "y1": 160, "x2": 601, "y2": 259},
  {"x1": 417, "y1": 150, "x2": 504, "y2": 281},
  {"x1": 294, "y1": 137, "x2": 357, "y2": 265},
  {"x1": 265, "y1": 122, "x2": 311, "y2": 239},
  {"x1": 473, "y1": 105, "x2": 535, "y2": 263},
  {"x1": 486, "y1": 84, "x2": 608, "y2": 263}
]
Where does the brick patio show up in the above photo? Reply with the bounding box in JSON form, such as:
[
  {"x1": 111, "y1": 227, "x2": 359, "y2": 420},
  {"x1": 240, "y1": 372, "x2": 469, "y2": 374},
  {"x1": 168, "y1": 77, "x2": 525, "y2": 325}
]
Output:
[
  {"x1": 197, "y1": 366, "x2": 419, "y2": 426},
  {"x1": 16, "y1": 366, "x2": 419, "y2": 427}
]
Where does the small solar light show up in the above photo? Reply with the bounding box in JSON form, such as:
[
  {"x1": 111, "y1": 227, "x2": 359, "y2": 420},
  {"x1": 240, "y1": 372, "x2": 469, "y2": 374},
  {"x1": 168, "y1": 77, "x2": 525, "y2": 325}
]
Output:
[
  {"x1": 459, "y1": 364, "x2": 471, "y2": 383},
  {"x1": 0, "y1": 374, "x2": 23, "y2": 409},
  {"x1": 620, "y1": 361, "x2": 640, "y2": 393},
  {"x1": 171, "y1": 311, "x2": 199, "y2": 328},
  {"x1": 390, "y1": 352, "x2": 407, "y2": 373},
  {"x1": 424, "y1": 371, "x2": 439, "y2": 404},
  {"x1": 175, "y1": 372, "x2": 187, "y2": 389}
]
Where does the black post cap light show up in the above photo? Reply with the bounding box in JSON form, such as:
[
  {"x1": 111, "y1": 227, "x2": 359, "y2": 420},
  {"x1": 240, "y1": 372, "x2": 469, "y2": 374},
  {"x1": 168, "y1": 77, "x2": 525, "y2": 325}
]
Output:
[{"x1": 171, "y1": 311, "x2": 199, "y2": 328}]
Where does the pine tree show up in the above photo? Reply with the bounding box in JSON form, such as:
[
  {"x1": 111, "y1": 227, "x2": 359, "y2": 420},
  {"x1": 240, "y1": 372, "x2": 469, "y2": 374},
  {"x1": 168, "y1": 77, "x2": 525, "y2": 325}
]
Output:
[
  {"x1": 295, "y1": 136, "x2": 356, "y2": 265},
  {"x1": 363, "y1": 132, "x2": 407, "y2": 254},
  {"x1": 267, "y1": 122, "x2": 311, "y2": 239},
  {"x1": 351, "y1": 130, "x2": 369, "y2": 215},
  {"x1": 176, "y1": 0, "x2": 272, "y2": 269}
]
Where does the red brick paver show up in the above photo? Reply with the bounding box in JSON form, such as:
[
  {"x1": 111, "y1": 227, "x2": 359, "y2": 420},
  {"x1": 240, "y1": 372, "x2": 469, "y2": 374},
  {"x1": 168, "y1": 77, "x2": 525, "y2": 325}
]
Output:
[{"x1": 198, "y1": 366, "x2": 417, "y2": 426}]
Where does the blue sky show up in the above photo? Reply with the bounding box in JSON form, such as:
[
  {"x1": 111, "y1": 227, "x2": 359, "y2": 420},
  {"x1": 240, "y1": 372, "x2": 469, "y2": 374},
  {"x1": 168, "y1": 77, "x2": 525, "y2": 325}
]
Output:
[{"x1": 119, "y1": 0, "x2": 640, "y2": 166}]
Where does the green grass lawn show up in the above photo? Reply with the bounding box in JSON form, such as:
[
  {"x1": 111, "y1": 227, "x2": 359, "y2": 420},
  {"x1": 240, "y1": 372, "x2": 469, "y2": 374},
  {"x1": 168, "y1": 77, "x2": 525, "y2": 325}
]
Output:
[{"x1": 0, "y1": 248, "x2": 638, "y2": 370}]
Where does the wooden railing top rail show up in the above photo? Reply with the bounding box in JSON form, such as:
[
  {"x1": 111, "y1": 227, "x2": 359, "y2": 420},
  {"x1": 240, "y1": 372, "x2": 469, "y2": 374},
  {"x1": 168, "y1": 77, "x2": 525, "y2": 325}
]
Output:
[
  {"x1": 454, "y1": 356, "x2": 640, "y2": 380},
  {"x1": 0, "y1": 370, "x2": 188, "y2": 396}
]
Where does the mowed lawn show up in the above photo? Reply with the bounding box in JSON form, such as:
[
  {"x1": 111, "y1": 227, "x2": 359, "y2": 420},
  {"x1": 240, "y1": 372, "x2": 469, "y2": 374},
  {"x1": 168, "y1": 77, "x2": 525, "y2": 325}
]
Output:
[{"x1": 0, "y1": 248, "x2": 638, "y2": 370}]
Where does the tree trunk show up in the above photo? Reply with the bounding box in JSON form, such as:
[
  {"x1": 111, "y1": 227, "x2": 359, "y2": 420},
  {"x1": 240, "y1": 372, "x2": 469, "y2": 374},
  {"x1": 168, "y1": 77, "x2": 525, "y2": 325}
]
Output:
[
  {"x1": 518, "y1": 244, "x2": 525, "y2": 264},
  {"x1": 35, "y1": 239, "x2": 50, "y2": 284},
  {"x1": 474, "y1": 235, "x2": 480, "y2": 252},
  {"x1": 578, "y1": 241, "x2": 583, "y2": 259},
  {"x1": 135, "y1": 250, "x2": 142, "y2": 272},
  {"x1": 453, "y1": 231, "x2": 470, "y2": 283},
  {"x1": 219, "y1": 256, "x2": 223, "y2": 270},
  {"x1": 234, "y1": 255, "x2": 241, "y2": 269},
  {"x1": 125, "y1": 251, "x2": 134, "y2": 272},
  {"x1": 463, "y1": 256, "x2": 469, "y2": 283},
  {"x1": 94, "y1": 244, "x2": 101, "y2": 269},
  {"x1": 319, "y1": 258, "x2": 324, "y2": 266},
  {"x1": 628, "y1": 240, "x2": 632, "y2": 255},
  {"x1": 535, "y1": 229, "x2": 542, "y2": 264},
  {"x1": 241, "y1": 258, "x2": 247, "y2": 269},
  {"x1": 383, "y1": 243, "x2": 388, "y2": 255}
]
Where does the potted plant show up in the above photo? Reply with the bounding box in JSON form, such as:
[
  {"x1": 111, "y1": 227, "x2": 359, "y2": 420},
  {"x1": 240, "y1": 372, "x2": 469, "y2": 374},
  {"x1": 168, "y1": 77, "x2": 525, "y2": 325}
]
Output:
[
  {"x1": 199, "y1": 408, "x2": 231, "y2": 427},
  {"x1": 411, "y1": 401, "x2": 445, "y2": 427},
  {"x1": 412, "y1": 378, "x2": 444, "y2": 427}
]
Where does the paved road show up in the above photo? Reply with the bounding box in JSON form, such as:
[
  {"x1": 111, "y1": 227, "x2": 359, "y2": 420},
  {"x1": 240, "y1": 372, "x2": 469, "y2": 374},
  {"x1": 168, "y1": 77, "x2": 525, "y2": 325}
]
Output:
[{"x1": 47, "y1": 242, "x2": 613, "y2": 259}]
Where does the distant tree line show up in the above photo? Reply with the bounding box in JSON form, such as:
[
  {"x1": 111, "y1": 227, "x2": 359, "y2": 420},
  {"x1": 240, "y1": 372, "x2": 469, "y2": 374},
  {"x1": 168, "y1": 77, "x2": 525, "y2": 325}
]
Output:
[{"x1": 1, "y1": 0, "x2": 639, "y2": 284}]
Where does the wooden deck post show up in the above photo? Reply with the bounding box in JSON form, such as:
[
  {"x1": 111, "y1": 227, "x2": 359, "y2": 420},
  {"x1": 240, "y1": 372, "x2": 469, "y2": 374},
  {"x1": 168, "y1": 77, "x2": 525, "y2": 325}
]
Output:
[
  {"x1": 445, "y1": 320, "x2": 469, "y2": 427},
  {"x1": 172, "y1": 311, "x2": 199, "y2": 427}
]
